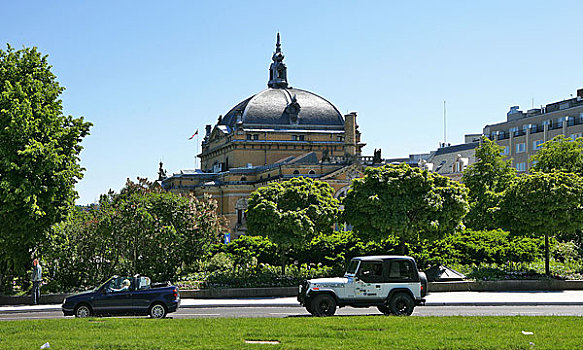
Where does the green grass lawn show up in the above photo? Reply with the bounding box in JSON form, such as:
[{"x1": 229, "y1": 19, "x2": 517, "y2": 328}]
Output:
[{"x1": 0, "y1": 316, "x2": 582, "y2": 349}]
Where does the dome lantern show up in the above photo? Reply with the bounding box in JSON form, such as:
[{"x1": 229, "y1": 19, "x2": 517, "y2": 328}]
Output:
[{"x1": 268, "y1": 33, "x2": 288, "y2": 88}]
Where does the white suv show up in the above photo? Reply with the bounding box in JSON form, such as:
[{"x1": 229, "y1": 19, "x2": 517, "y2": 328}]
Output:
[{"x1": 298, "y1": 256, "x2": 427, "y2": 316}]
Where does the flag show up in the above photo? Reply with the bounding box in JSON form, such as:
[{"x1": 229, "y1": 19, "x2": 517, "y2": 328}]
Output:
[{"x1": 188, "y1": 130, "x2": 198, "y2": 140}]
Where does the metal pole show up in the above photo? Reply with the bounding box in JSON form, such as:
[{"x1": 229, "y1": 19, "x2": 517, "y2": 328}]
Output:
[{"x1": 443, "y1": 101, "x2": 447, "y2": 144}]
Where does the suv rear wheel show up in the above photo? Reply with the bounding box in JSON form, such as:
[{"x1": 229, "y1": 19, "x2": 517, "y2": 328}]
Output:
[
  {"x1": 377, "y1": 304, "x2": 392, "y2": 315},
  {"x1": 389, "y1": 292, "x2": 414, "y2": 316},
  {"x1": 311, "y1": 294, "x2": 336, "y2": 317}
]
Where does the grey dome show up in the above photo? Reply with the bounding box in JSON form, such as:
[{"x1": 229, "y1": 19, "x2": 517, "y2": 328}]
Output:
[{"x1": 220, "y1": 88, "x2": 345, "y2": 129}]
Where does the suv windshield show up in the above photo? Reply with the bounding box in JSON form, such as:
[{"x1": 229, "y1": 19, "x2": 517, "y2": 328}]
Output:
[{"x1": 345, "y1": 260, "x2": 360, "y2": 275}]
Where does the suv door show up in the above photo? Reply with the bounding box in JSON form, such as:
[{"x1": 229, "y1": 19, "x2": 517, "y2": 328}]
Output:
[{"x1": 354, "y1": 261, "x2": 385, "y2": 301}]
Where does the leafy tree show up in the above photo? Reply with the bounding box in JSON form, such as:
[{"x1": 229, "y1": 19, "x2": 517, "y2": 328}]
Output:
[
  {"x1": 498, "y1": 171, "x2": 583, "y2": 275},
  {"x1": 343, "y1": 163, "x2": 469, "y2": 252},
  {"x1": 462, "y1": 137, "x2": 516, "y2": 230},
  {"x1": 224, "y1": 235, "x2": 278, "y2": 269},
  {"x1": 531, "y1": 135, "x2": 583, "y2": 173},
  {"x1": 246, "y1": 177, "x2": 340, "y2": 274},
  {"x1": 43, "y1": 179, "x2": 224, "y2": 290},
  {"x1": 0, "y1": 45, "x2": 92, "y2": 291}
]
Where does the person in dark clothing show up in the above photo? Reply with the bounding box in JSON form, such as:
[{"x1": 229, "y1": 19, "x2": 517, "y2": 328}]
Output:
[{"x1": 31, "y1": 259, "x2": 42, "y2": 305}]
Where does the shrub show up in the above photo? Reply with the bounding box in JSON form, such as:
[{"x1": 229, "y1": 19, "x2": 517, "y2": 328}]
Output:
[
  {"x1": 551, "y1": 241, "x2": 580, "y2": 263},
  {"x1": 430, "y1": 229, "x2": 542, "y2": 265}
]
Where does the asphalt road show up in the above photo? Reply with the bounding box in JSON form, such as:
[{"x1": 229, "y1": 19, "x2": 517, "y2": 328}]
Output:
[{"x1": 3, "y1": 305, "x2": 583, "y2": 321}]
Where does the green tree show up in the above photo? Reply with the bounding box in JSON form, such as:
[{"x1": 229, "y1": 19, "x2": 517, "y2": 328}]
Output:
[
  {"x1": 531, "y1": 135, "x2": 583, "y2": 173},
  {"x1": 462, "y1": 137, "x2": 516, "y2": 230},
  {"x1": 498, "y1": 171, "x2": 583, "y2": 275},
  {"x1": 343, "y1": 163, "x2": 469, "y2": 252},
  {"x1": 43, "y1": 179, "x2": 224, "y2": 290},
  {"x1": 246, "y1": 177, "x2": 340, "y2": 274},
  {"x1": 0, "y1": 45, "x2": 92, "y2": 291}
]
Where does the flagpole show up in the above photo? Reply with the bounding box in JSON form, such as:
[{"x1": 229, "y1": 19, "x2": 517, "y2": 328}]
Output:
[{"x1": 196, "y1": 133, "x2": 199, "y2": 170}]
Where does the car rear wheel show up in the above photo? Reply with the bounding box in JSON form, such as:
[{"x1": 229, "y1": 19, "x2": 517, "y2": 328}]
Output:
[
  {"x1": 74, "y1": 304, "x2": 92, "y2": 318},
  {"x1": 311, "y1": 294, "x2": 336, "y2": 317},
  {"x1": 149, "y1": 303, "x2": 167, "y2": 319},
  {"x1": 389, "y1": 292, "x2": 415, "y2": 316}
]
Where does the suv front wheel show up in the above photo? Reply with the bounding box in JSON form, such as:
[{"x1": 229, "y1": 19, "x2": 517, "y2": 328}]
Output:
[
  {"x1": 311, "y1": 294, "x2": 336, "y2": 317},
  {"x1": 389, "y1": 292, "x2": 415, "y2": 316}
]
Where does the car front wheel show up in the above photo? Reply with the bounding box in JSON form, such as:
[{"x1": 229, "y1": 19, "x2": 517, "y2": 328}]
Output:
[
  {"x1": 74, "y1": 304, "x2": 92, "y2": 318},
  {"x1": 149, "y1": 303, "x2": 167, "y2": 319},
  {"x1": 310, "y1": 294, "x2": 336, "y2": 317},
  {"x1": 389, "y1": 292, "x2": 415, "y2": 316}
]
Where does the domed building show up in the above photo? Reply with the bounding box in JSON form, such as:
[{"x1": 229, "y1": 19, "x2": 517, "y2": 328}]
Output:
[{"x1": 161, "y1": 34, "x2": 369, "y2": 239}]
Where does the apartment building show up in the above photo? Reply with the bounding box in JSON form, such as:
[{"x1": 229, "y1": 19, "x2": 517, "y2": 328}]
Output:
[{"x1": 483, "y1": 88, "x2": 583, "y2": 172}]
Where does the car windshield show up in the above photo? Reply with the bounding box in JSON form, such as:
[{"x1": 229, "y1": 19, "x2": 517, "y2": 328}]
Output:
[
  {"x1": 345, "y1": 260, "x2": 360, "y2": 275},
  {"x1": 94, "y1": 277, "x2": 115, "y2": 291}
]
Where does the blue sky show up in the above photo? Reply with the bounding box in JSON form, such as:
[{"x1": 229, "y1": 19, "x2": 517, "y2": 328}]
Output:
[{"x1": 2, "y1": 1, "x2": 582, "y2": 204}]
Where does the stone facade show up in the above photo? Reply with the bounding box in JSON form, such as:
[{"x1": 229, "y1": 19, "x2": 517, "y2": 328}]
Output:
[{"x1": 161, "y1": 35, "x2": 368, "y2": 238}]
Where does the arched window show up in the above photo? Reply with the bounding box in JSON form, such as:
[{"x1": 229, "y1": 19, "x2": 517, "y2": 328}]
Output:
[
  {"x1": 240, "y1": 176, "x2": 247, "y2": 182},
  {"x1": 293, "y1": 170, "x2": 300, "y2": 175},
  {"x1": 308, "y1": 170, "x2": 316, "y2": 175}
]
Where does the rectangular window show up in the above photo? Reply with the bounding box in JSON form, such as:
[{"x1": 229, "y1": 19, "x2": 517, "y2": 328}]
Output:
[
  {"x1": 516, "y1": 162, "x2": 526, "y2": 172},
  {"x1": 567, "y1": 116, "x2": 575, "y2": 126},
  {"x1": 580, "y1": 113, "x2": 583, "y2": 123},
  {"x1": 516, "y1": 143, "x2": 526, "y2": 153},
  {"x1": 570, "y1": 133, "x2": 582, "y2": 140},
  {"x1": 253, "y1": 134, "x2": 259, "y2": 140},
  {"x1": 501, "y1": 146, "x2": 510, "y2": 156},
  {"x1": 299, "y1": 135, "x2": 305, "y2": 141},
  {"x1": 292, "y1": 135, "x2": 298, "y2": 141},
  {"x1": 543, "y1": 120, "x2": 552, "y2": 127},
  {"x1": 556, "y1": 118, "x2": 564, "y2": 128},
  {"x1": 246, "y1": 134, "x2": 252, "y2": 140},
  {"x1": 533, "y1": 140, "x2": 544, "y2": 150},
  {"x1": 509, "y1": 127, "x2": 519, "y2": 136}
]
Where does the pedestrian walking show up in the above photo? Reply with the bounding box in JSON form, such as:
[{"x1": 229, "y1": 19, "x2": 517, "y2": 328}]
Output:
[{"x1": 31, "y1": 258, "x2": 42, "y2": 305}]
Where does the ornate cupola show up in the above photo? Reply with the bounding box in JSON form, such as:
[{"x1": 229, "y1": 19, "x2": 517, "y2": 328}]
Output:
[{"x1": 268, "y1": 33, "x2": 288, "y2": 88}]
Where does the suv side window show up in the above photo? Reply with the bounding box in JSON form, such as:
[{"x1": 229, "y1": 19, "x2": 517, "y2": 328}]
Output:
[
  {"x1": 357, "y1": 261, "x2": 384, "y2": 283},
  {"x1": 387, "y1": 260, "x2": 415, "y2": 281}
]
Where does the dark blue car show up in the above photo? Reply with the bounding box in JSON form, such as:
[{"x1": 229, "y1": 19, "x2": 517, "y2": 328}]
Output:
[{"x1": 62, "y1": 275, "x2": 180, "y2": 318}]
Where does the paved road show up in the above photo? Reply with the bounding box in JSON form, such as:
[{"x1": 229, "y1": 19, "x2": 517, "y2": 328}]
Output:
[
  {"x1": 3, "y1": 291, "x2": 583, "y2": 320},
  {"x1": 2, "y1": 305, "x2": 583, "y2": 321}
]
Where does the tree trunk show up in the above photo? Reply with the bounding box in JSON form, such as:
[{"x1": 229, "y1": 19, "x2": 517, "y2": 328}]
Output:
[
  {"x1": 545, "y1": 233, "x2": 550, "y2": 276},
  {"x1": 280, "y1": 250, "x2": 286, "y2": 276}
]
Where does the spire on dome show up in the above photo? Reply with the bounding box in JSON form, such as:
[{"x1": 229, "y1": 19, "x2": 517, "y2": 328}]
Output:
[{"x1": 268, "y1": 33, "x2": 288, "y2": 88}]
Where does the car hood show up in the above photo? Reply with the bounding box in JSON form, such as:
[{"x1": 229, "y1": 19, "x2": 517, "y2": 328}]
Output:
[
  {"x1": 307, "y1": 277, "x2": 349, "y2": 286},
  {"x1": 66, "y1": 290, "x2": 97, "y2": 299}
]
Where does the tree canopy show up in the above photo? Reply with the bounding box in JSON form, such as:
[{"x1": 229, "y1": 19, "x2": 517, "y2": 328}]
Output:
[
  {"x1": 0, "y1": 45, "x2": 92, "y2": 290},
  {"x1": 246, "y1": 177, "x2": 340, "y2": 272},
  {"x1": 462, "y1": 137, "x2": 516, "y2": 229},
  {"x1": 498, "y1": 171, "x2": 583, "y2": 274},
  {"x1": 342, "y1": 164, "x2": 469, "y2": 249},
  {"x1": 531, "y1": 135, "x2": 583, "y2": 173},
  {"x1": 44, "y1": 178, "x2": 224, "y2": 289}
]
